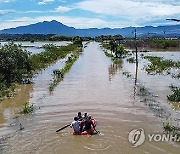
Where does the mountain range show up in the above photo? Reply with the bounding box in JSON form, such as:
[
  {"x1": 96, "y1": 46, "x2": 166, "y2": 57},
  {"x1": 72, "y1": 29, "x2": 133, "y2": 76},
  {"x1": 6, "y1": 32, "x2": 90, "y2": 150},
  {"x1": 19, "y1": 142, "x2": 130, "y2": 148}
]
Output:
[{"x1": 0, "y1": 20, "x2": 180, "y2": 38}]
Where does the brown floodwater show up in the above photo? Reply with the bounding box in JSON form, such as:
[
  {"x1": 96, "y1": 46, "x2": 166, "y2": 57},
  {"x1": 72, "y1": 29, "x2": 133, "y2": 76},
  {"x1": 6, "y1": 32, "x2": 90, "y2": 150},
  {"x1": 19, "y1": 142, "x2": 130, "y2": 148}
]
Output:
[{"x1": 0, "y1": 42, "x2": 180, "y2": 154}]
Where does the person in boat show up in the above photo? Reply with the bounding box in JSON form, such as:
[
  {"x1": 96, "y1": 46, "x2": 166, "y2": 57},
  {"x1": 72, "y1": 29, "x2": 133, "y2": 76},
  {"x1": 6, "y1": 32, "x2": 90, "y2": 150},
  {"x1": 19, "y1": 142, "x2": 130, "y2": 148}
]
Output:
[
  {"x1": 77, "y1": 112, "x2": 83, "y2": 121},
  {"x1": 70, "y1": 117, "x2": 80, "y2": 134},
  {"x1": 79, "y1": 112, "x2": 88, "y2": 132},
  {"x1": 76, "y1": 112, "x2": 84, "y2": 132},
  {"x1": 83, "y1": 116, "x2": 95, "y2": 134},
  {"x1": 83, "y1": 112, "x2": 88, "y2": 121}
]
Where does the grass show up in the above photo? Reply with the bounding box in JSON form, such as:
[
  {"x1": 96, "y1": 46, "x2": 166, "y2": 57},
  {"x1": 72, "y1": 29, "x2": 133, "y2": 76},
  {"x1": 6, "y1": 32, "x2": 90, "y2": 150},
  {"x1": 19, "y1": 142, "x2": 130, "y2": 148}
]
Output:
[
  {"x1": 102, "y1": 44, "x2": 110, "y2": 50},
  {"x1": 30, "y1": 44, "x2": 79, "y2": 71},
  {"x1": 144, "y1": 56, "x2": 180, "y2": 75},
  {"x1": 140, "y1": 86, "x2": 146, "y2": 92},
  {"x1": 104, "y1": 51, "x2": 123, "y2": 65},
  {"x1": 122, "y1": 71, "x2": 131, "y2": 78},
  {"x1": 163, "y1": 122, "x2": 180, "y2": 138},
  {"x1": 163, "y1": 122, "x2": 175, "y2": 132},
  {"x1": 21, "y1": 102, "x2": 34, "y2": 114},
  {"x1": 139, "y1": 86, "x2": 148, "y2": 96},
  {"x1": 127, "y1": 57, "x2": 136, "y2": 63},
  {"x1": 104, "y1": 51, "x2": 113, "y2": 58},
  {"x1": 61, "y1": 54, "x2": 79, "y2": 75},
  {"x1": 167, "y1": 86, "x2": 180, "y2": 102},
  {"x1": 138, "y1": 86, "x2": 151, "y2": 97}
]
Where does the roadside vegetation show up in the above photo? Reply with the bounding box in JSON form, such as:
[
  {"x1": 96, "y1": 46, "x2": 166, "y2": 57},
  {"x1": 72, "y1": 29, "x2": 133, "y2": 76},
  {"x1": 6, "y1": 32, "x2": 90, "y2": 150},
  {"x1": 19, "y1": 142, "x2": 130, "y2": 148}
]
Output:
[
  {"x1": 101, "y1": 35, "x2": 127, "y2": 65},
  {"x1": 30, "y1": 44, "x2": 79, "y2": 71}
]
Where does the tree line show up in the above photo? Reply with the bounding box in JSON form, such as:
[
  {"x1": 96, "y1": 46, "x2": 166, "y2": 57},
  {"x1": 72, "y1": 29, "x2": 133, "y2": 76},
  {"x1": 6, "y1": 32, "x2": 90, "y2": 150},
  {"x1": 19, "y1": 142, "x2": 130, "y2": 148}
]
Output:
[{"x1": 0, "y1": 34, "x2": 92, "y2": 42}]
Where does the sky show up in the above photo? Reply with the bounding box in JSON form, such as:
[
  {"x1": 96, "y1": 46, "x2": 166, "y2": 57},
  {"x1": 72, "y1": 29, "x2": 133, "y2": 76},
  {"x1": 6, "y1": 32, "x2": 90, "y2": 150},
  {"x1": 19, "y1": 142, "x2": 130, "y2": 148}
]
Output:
[{"x1": 0, "y1": 0, "x2": 180, "y2": 30}]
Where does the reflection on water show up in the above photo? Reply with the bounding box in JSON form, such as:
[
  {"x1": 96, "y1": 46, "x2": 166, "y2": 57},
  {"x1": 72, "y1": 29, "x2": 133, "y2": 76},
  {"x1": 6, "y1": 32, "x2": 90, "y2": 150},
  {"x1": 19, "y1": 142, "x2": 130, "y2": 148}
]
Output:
[
  {"x1": 0, "y1": 42, "x2": 180, "y2": 154},
  {"x1": 108, "y1": 63, "x2": 122, "y2": 81}
]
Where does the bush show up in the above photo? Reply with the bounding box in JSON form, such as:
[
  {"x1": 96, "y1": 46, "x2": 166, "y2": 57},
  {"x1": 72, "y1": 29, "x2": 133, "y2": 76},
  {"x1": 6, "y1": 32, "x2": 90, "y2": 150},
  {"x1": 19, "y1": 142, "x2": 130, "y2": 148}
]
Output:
[
  {"x1": 30, "y1": 44, "x2": 79, "y2": 70},
  {"x1": 72, "y1": 36, "x2": 83, "y2": 47},
  {"x1": 0, "y1": 42, "x2": 33, "y2": 84},
  {"x1": 22, "y1": 102, "x2": 34, "y2": 114},
  {"x1": 167, "y1": 86, "x2": 180, "y2": 102}
]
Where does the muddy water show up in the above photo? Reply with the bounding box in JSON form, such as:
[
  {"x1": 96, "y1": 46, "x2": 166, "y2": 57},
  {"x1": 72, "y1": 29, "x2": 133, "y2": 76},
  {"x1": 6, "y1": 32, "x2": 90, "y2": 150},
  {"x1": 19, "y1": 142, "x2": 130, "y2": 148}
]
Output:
[{"x1": 0, "y1": 42, "x2": 180, "y2": 154}]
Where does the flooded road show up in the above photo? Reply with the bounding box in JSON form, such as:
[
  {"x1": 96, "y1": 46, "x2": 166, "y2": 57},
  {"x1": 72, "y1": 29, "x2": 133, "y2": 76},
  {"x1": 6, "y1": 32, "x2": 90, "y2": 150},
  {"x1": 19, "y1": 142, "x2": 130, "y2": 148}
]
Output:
[{"x1": 0, "y1": 42, "x2": 180, "y2": 154}]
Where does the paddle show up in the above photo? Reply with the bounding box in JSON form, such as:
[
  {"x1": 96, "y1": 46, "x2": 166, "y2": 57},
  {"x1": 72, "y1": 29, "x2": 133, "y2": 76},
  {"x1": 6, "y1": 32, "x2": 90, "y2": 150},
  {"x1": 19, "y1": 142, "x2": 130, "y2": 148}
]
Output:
[
  {"x1": 56, "y1": 124, "x2": 71, "y2": 133},
  {"x1": 94, "y1": 127, "x2": 100, "y2": 134},
  {"x1": 56, "y1": 118, "x2": 83, "y2": 133}
]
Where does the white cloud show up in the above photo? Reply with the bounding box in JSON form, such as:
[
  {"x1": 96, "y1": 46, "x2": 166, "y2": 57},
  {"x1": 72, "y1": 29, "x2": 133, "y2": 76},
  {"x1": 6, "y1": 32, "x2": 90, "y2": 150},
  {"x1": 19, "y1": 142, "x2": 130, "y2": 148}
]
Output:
[
  {"x1": 55, "y1": 6, "x2": 72, "y2": 13},
  {"x1": 0, "y1": 9, "x2": 16, "y2": 16},
  {"x1": 1, "y1": 0, "x2": 180, "y2": 30},
  {"x1": 75, "y1": 0, "x2": 180, "y2": 17},
  {"x1": 0, "y1": 0, "x2": 13, "y2": 2},
  {"x1": 38, "y1": 0, "x2": 55, "y2": 5}
]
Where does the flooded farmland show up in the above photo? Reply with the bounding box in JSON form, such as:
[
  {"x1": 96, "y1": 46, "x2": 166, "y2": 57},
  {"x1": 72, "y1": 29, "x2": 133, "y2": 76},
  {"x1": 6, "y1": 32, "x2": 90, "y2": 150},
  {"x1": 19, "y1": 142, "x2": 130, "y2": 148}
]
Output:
[
  {"x1": 0, "y1": 41, "x2": 71, "y2": 54},
  {"x1": 0, "y1": 42, "x2": 180, "y2": 154}
]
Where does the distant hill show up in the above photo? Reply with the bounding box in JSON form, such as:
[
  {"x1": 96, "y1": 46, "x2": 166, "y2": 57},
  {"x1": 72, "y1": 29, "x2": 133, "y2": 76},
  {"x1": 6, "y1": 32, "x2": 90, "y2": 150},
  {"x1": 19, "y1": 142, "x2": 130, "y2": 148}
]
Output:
[{"x1": 0, "y1": 20, "x2": 180, "y2": 38}]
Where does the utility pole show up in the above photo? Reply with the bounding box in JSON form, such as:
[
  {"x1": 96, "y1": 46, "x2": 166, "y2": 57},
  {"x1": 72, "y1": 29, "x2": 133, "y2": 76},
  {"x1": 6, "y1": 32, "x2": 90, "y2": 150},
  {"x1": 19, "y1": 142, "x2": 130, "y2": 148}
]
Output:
[
  {"x1": 134, "y1": 28, "x2": 138, "y2": 65},
  {"x1": 132, "y1": 28, "x2": 138, "y2": 86}
]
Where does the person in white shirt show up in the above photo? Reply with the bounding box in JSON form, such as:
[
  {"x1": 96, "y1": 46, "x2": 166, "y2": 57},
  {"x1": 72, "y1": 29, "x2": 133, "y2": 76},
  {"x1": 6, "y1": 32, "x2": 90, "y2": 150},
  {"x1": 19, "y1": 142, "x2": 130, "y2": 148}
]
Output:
[{"x1": 70, "y1": 117, "x2": 80, "y2": 134}]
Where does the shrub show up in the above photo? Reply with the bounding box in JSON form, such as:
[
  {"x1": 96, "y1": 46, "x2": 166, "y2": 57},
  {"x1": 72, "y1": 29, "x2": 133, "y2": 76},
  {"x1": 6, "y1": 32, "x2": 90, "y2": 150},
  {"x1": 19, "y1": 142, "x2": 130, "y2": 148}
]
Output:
[
  {"x1": 167, "y1": 86, "x2": 180, "y2": 102},
  {"x1": 22, "y1": 102, "x2": 34, "y2": 114}
]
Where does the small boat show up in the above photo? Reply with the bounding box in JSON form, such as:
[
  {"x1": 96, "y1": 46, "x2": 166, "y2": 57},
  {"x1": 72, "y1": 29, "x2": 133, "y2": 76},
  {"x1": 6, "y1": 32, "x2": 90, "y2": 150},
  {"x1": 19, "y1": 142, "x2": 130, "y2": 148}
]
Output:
[{"x1": 73, "y1": 118, "x2": 97, "y2": 135}]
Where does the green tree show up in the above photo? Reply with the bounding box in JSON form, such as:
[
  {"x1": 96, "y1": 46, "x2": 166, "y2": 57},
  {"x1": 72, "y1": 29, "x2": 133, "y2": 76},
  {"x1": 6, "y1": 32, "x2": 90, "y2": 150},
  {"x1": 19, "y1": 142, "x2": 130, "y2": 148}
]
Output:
[
  {"x1": 109, "y1": 40, "x2": 117, "y2": 55},
  {"x1": 73, "y1": 36, "x2": 83, "y2": 47},
  {"x1": 116, "y1": 44, "x2": 125, "y2": 58},
  {"x1": 0, "y1": 42, "x2": 33, "y2": 85}
]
